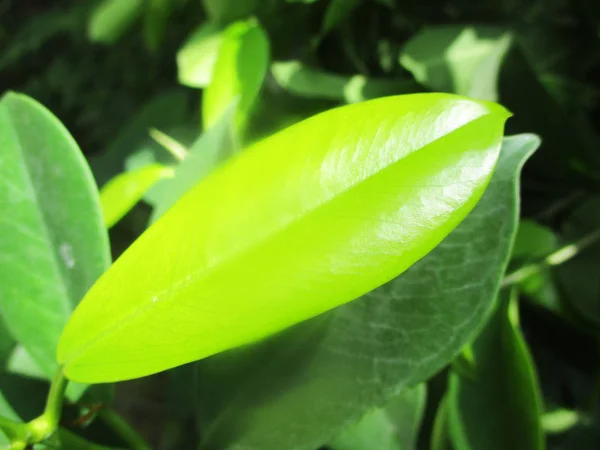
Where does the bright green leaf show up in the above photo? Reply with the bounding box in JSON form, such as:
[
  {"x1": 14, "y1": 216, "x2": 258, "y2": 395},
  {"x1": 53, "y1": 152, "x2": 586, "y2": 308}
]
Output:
[
  {"x1": 100, "y1": 164, "x2": 175, "y2": 228},
  {"x1": 88, "y1": 0, "x2": 143, "y2": 44},
  {"x1": 192, "y1": 134, "x2": 537, "y2": 450},
  {"x1": 271, "y1": 61, "x2": 420, "y2": 103},
  {"x1": 330, "y1": 384, "x2": 426, "y2": 450},
  {"x1": 447, "y1": 289, "x2": 545, "y2": 450},
  {"x1": 400, "y1": 26, "x2": 512, "y2": 101},
  {"x1": 58, "y1": 94, "x2": 509, "y2": 383},
  {"x1": 177, "y1": 23, "x2": 223, "y2": 88},
  {"x1": 0, "y1": 92, "x2": 110, "y2": 377},
  {"x1": 202, "y1": 19, "x2": 270, "y2": 132}
]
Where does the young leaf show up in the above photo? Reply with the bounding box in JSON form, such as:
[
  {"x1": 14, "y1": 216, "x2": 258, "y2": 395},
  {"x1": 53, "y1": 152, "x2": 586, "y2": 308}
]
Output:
[
  {"x1": 193, "y1": 135, "x2": 538, "y2": 450},
  {"x1": 271, "y1": 61, "x2": 420, "y2": 103},
  {"x1": 0, "y1": 92, "x2": 111, "y2": 377},
  {"x1": 446, "y1": 289, "x2": 545, "y2": 450},
  {"x1": 100, "y1": 164, "x2": 175, "y2": 228},
  {"x1": 88, "y1": 0, "x2": 143, "y2": 44},
  {"x1": 202, "y1": 19, "x2": 270, "y2": 131},
  {"x1": 177, "y1": 23, "x2": 223, "y2": 88},
  {"x1": 329, "y1": 384, "x2": 427, "y2": 450},
  {"x1": 58, "y1": 93, "x2": 510, "y2": 383},
  {"x1": 400, "y1": 26, "x2": 512, "y2": 101}
]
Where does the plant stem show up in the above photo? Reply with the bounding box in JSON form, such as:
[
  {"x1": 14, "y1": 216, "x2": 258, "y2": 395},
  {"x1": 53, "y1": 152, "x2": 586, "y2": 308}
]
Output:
[
  {"x1": 99, "y1": 410, "x2": 151, "y2": 450},
  {"x1": 503, "y1": 227, "x2": 600, "y2": 287},
  {"x1": 26, "y1": 369, "x2": 68, "y2": 442}
]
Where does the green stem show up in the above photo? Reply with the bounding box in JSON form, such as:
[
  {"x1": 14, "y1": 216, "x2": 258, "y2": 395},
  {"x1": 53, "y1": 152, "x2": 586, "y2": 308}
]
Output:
[
  {"x1": 25, "y1": 369, "x2": 68, "y2": 442},
  {"x1": 502, "y1": 227, "x2": 600, "y2": 287},
  {"x1": 99, "y1": 410, "x2": 151, "y2": 450}
]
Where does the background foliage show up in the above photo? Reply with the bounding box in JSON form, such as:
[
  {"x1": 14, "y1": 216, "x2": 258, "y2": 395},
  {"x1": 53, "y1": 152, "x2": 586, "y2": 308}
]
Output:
[{"x1": 1, "y1": 0, "x2": 600, "y2": 449}]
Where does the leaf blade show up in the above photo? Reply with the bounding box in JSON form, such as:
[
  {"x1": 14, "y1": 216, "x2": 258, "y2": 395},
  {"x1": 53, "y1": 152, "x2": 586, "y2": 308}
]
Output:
[
  {"x1": 0, "y1": 92, "x2": 111, "y2": 377},
  {"x1": 58, "y1": 94, "x2": 509, "y2": 383}
]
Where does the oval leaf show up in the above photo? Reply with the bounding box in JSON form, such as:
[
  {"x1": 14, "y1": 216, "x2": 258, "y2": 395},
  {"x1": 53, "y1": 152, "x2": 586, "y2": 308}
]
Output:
[
  {"x1": 202, "y1": 19, "x2": 270, "y2": 131},
  {"x1": 193, "y1": 134, "x2": 538, "y2": 450},
  {"x1": 0, "y1": 92, "x2": 111, "y2": 377},
  {"x1": 100, "y1": 164, "x2": 175, "y2": 228},
  {"x1": 58, "y1": 93, "x2": 509, "y2": 383}
]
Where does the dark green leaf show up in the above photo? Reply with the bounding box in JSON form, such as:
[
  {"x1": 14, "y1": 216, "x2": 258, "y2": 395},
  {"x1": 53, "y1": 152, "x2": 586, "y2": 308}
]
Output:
[
  {"x1": 322, "y1": 0, "x2": 362, "y2": 35},
  {"x1": 192, "y1": 134, "x2": 537, "y2": 450},
  {"x1": 329, "y1": 384, "x2": 426, "y2": 450},
  {"x1": 556, "y1": 196, "x2": 600, "y2": 327},
  {"x1": 446, "y1": 289, "x2": 544, "y2": 450},
  {"x1": 90, "y1": 90, "x2": 190, "y2": 187},
  {"x1": 143, "y1": 0, "x2": 173, "y2": 52},
  {"x1": 0, "y1": 92, "x2": 110, "y2": 377},
  {"x1": 203, "y1": 0, "x2": 261, "y2": 25}
]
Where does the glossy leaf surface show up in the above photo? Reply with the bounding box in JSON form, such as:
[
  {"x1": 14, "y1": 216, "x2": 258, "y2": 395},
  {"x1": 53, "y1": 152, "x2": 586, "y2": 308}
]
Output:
[
  {"x1": 271, "y1": 61, "x2": 420, "y2": 103},
  {"x1": 400, "y1": 26, "x2": 512, "y2": 101},
  {"x1": 447, "y1": 289, "x2": 544, "y2": 450},
  {"x1": 58, "y1": 94, "x2": 509, "y2": 383},
  {"x1": 193, "y1": 134, "x2": 538, "y2": 450},
  {"x1": 329, "y1": 384, "x2": 426, "y2": 450},
  {"x1": 177, "y1": 23, "x2": 223, "y2": 88},
  {"x1": 100, "y1": 164, "x2": 174, "y2": 228},
  {"x1": 0, "y1": 92, "x2": 110, "y2": 377},
  {"x1": 202, "y1": 19, "x2": 270, "y2": 131}
]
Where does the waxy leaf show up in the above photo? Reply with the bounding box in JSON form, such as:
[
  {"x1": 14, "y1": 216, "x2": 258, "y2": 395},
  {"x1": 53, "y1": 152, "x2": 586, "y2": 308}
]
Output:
[
  {"x1": 271, "y1": 61, "x2": 420, "y2": 103},
  {"x1": 202, "y1": 19, "x2": 270, "y2": 131},
  {"x1": 100, "y1": 164, "x2": 175, "y2": 228},
  {"x1": 58, "y1": 93, "x2": 509, "y2": 383},
  {"x1": 447, "y1": 289, "x2": 544, "y2": 450},
  {"x1": 193, "y1": 135, "x2": 538, "y2": 450},
  {"x1": 0, "y1": 93, "x2": 110, "y2": 377}
]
